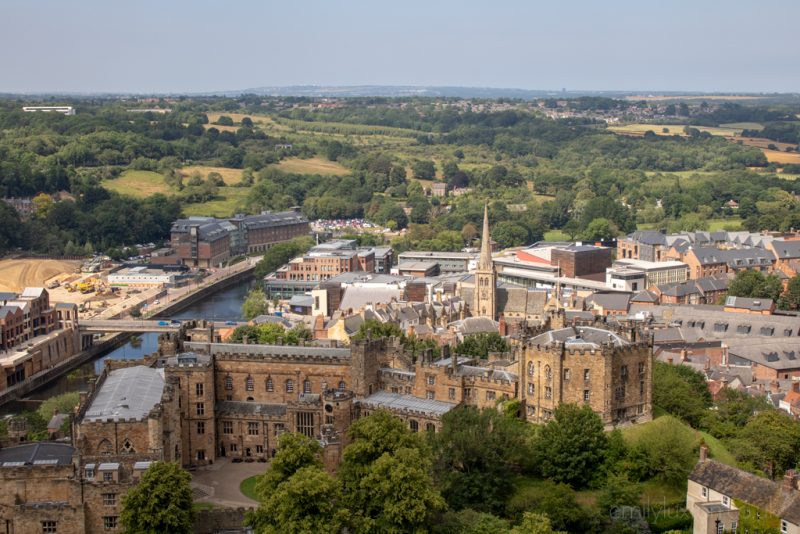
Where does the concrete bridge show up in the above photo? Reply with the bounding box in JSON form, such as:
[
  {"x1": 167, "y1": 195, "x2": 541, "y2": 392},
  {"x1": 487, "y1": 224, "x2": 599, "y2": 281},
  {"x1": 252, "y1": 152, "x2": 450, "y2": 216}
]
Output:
[{"x1": 79, "y1": 319, "x2": 183, "y2": 334}]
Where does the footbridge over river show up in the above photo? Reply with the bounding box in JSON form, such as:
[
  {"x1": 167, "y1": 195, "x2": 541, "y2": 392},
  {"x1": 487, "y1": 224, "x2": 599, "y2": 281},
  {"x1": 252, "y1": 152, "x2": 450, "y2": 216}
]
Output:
[{"x1": 79, "y1": 319, "x2": 184, "y2": 334}]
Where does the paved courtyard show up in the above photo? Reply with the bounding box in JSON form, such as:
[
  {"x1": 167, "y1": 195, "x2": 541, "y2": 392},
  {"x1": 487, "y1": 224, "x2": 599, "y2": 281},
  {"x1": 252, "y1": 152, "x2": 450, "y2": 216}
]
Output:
[{"x1": 191, "y1": 458, "x2": 267, "y2": 508}]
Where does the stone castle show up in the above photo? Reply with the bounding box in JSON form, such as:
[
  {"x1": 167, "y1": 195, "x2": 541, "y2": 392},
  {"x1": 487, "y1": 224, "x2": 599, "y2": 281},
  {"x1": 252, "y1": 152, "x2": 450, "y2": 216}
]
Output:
[{"x1": 0, "y1": 209, "x2": 652, "y2": 533}]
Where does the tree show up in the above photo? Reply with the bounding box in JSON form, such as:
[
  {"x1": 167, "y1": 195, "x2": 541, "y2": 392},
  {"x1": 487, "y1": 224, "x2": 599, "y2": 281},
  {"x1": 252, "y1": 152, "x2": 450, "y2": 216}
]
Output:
[
  {"x1": 579, "y1": 217, "x2": 618, "y2": 242},
  {"x1": 461, "y1": 223, "x2": 478, "y2": 245},
  {"x1": 242, "y1": 287, "x2": 269, "y2": 320},
  {"x1": 216, "y1": 115, "x2": 234, "y2": 126},
  {"x1": 207, "y1": 171, "x2": 225, "y2": 186},
  {"x1": 652, "y1": 361, "x2": 711, "y2": 427},
  {"x1": 778, "y1": 274, "x2": 800, "y2": 310},
  {"x1": 731, "y1": 410, "x2": 800, "y2": 478},
  {"x1": 433, "y1": 509, "x2": 509, "y2": 534},
  {"x1": 454, "y1": 332, "x2": 510, "y2": 359},
  {"x1": 351, "y1": 319, "x2": 403, "y2": 341},
  {"x1": 434, "y1": 407, "x2": 534, "y2": 513},
  {"x1": 249, "y1": 466, "x2": 346, "y2": 534},
  {"x1": 493, "y1": 221, "x2": 530, "y2": 248},
  {"x1": 411, "y1": 159, "x2": 436, "y2": 179},
  {"x1": 509, "y1": 512, "x2": 567, "y2": 534},
  {"x1": 32, "y1": 193, "x2": 55, "y2": 220},
  {"x1": 505, "y1": 480, "x2": 588, "y2": 532},
  {"x1": 534, "y1": 404, "x2": 607, "y2": 488},
  {"x1": 625, "y1": 416, "x2": 696, "y2": 485},
  {"x1": 597, "y1": 473, "x2": 641, "y2": 513},
  {"x1": 339, "y1": 411, "x2": 444, "y2": 533},
  {"x1": 254, "y1": 236, "x2": 314, "y2": 278},
  {"x1": 120, "y1": 462, "x2": 193, "y2": 534},
  {"x1": 728, "y1": 269, "x2": 783, "y2": 302},
  {"x1": 249, "y1": 433, "x2": 347, "y2": 533}
]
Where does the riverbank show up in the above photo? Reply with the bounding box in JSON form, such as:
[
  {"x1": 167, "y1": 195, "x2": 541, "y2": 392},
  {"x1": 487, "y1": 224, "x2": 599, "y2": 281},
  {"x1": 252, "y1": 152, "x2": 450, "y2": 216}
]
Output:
[{"x1": 1, "y1": 281, "x2": 252, "y2": 414}]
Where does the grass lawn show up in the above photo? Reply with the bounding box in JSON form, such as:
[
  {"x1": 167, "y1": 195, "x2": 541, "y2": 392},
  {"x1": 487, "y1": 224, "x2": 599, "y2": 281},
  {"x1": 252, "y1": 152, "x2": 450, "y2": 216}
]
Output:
[
  {"x1": 193, "y1": 502, "x2": 216, "y2": 511},
  {"x1": 103, "y1": 170, "x2": 171, "y2": 198},
  {"x1": 544, "y1": 229, "x2": 570, "y2": 241},
  {"x1": 240, "y1": 475, "x2": 260, "y2": 501},
  {"x1": 181, "y1": 166, "x2": 244, "y2": 185},
  {"x1": 182, "y1": 187, "x2": 250, "y2": 218},
  {"x1": 272, "y1": 157, "x2": 350, "y2": 176}
]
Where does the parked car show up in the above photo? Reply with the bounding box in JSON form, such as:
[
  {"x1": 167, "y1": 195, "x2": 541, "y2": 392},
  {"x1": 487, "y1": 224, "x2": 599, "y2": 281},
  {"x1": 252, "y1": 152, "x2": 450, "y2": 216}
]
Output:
[{"x1": 157, "y1": 321, "x2": 169, "y2": 326}]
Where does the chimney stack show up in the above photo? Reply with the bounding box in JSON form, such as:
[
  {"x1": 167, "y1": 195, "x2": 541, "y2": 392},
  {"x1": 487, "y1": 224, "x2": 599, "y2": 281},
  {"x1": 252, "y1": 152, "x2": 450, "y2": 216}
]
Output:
[
  {"x1": 785, "y1": 470, "x2": 797, "y2": 492},
  {"x1": 498, "y1": 313, "x2": 507, "y2": 336},
  {"x1": 699, "y1": 443, "x2": 709, "y2": 462}
]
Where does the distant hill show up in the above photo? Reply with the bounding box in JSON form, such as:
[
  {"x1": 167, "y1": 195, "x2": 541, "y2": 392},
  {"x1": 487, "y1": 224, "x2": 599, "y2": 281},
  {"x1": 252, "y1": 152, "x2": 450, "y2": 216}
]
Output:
[{"x1": 227, "y1": 85, "x2": 674, "y2": 100}]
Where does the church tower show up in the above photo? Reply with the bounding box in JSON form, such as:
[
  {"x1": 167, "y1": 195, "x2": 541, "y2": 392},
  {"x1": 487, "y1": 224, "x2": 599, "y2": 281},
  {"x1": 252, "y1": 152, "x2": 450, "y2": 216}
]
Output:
[{"x1": 473, "y1": 204, "x2": 496, "y2": 319}]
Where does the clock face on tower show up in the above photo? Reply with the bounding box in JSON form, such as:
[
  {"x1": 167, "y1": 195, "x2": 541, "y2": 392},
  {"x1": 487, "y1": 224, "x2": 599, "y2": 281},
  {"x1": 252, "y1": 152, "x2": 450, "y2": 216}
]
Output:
[{"x1": 481, "y1": 289, "x2": 488, "y2": 299}]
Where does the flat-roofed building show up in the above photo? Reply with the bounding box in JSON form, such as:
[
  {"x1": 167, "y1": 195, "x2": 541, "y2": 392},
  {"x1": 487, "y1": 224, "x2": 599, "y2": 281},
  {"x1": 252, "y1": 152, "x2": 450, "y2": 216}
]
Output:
[
  {"x1": 22, "y1": 105, "x2": 75, "y2": 115},
  {"x1": 609, "y1": 259, "x2": 689, "y2": 289},
  {"x1": 398, "y1": 251, "x2": 478, "y2": 273}
]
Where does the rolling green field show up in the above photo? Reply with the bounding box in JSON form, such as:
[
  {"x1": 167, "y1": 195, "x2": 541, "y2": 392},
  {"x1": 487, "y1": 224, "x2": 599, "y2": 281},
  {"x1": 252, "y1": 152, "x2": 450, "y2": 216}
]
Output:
[
  {"x1": 103, "y1": 170, "x2": 171, "y2": 198},
  {"x1": 271, "y1": 157, "x2": 350, "y2": 176},
  {"x1": 609, "y1": 123, "x2": 742, "y2": 137},
  {"x1": 182, "y1": 187, "x2": 250, "y2": 217},
  {"x1": 637, "y1": 218, "x2": 742, "y2": 231}
]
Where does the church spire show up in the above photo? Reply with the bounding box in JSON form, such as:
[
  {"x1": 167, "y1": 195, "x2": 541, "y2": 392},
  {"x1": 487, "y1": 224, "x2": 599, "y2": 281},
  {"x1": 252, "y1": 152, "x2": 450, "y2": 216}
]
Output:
[{"x1": 479, "y1": 204, "x2": 492, "y2": 270}]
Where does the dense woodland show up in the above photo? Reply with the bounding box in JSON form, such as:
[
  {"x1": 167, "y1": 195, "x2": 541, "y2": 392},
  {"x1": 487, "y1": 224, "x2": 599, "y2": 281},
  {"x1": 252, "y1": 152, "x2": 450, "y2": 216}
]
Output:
[{"x1": 0, "y1": 97, "x2": 799, "y2": 258}]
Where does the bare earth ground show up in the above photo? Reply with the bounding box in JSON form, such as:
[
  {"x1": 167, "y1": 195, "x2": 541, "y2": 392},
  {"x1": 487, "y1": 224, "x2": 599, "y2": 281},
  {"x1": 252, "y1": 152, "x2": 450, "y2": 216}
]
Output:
[{"x1": 0, "y1": 259, "x2": 81, "y2": 293}]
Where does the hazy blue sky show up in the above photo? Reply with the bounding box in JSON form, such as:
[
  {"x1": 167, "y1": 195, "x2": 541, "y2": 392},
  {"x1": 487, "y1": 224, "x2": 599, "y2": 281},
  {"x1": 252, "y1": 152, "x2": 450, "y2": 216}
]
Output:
[{"x1": 1, "y1": 0, "x2": 797, "y2": 94}]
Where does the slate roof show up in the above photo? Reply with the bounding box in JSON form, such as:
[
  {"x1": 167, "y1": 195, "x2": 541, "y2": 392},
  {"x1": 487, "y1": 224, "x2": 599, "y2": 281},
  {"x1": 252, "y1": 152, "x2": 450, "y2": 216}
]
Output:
[
  {"x1": 0, "y1": 292, "x2": 19, "y2": 302},
  {"x1": 773, "y1": 240, "x2": 800, "y2": 260},
  {"x1": 631, "y1": 290, "x2": 659, "y2": 304},
  {"x1": 240, "y1": 210, "x2": 308, "y2": 230},
  {"x1": 586, "y1": 292, "x2": 631, "y2": 312},
  {"x1": 625, "y1": 230, "x2": 667, "y2": 246},
  {"x1": 359, "y1": 391, "x2": 457, "y2": 417},
  {"x1": 689, "y1": 460, "x2": 800, "y2": 524},
  {"x1": 84, "y1": 366, "x2": 165, "y2": 422},
  {"x1": 725, "y1": 296, "x2": 774, "y2": 312},
  {"x1": 0, "y1": 442, "x2": 75, "y2": 466},
  {"x1": 450, "y1": 316, "x2": 499, "y2": 335},
  {"x1": 339, "y1": 287, "x2": 402, "y2": 310},
  {"x1": 497, "y1": 287, "x2": 547, "y2": 316},
  {"x1": 529, "y1": 326, "x2": 629, "y2": 349}
]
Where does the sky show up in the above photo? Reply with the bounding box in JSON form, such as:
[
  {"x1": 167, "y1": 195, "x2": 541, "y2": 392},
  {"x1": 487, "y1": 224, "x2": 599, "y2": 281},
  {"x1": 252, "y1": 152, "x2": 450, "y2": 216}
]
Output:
[{"x1": 1, "y1": 0, "x2": 798, "y2": 94}]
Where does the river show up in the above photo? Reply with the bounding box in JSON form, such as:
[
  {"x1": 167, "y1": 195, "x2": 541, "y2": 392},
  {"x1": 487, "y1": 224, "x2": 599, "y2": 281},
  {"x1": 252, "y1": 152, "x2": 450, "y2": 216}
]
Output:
[{"x1": 4, "y1": 281, "x2": 252, "y2": 411}]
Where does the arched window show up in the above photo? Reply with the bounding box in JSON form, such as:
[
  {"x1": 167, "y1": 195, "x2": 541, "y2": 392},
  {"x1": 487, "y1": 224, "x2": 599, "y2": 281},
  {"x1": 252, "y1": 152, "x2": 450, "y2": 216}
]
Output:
[
  {"x1": 527, "y1": 383, "x2": 535, "y2": 395},
  {"x1": 527, "y1": 361, "x2": 534, "y2": 376},
  {"x1": 286, "y1": 379, "x2": 294, "y2": 393},
  {"x1": 303, "y1": 380, "x2": 312, "y2": 394},
  {"x1": 245, "y1": 375, "x2": 254, "y2": 391},
  {"x1": 338, "y1": 380, "x2": 346, "y2": 392},
  {"x1": 409, "y1": 420, "x2": 419, "y2": 432},
  {"x1": 224, "y1": 375, "x2": 233, "y2": 391},
  {"x1": 544, "y1": 366, "x2": 552, "y2": 381},
  {"x1": 426, "y1": 423, "x2": 436, "y2": 433},
  {"x1": 98, "y1": 438, "x2": 113, "y2": 456},
  {"x1": 266, "y1": 376, "x2": 274, "y2": 392}
]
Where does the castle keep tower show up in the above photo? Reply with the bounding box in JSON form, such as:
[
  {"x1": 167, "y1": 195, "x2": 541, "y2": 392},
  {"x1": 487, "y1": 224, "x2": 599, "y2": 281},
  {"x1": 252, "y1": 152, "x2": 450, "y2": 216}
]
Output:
[{"x1": 473, "y1": 204, "x2": 497, "y2": 319}]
